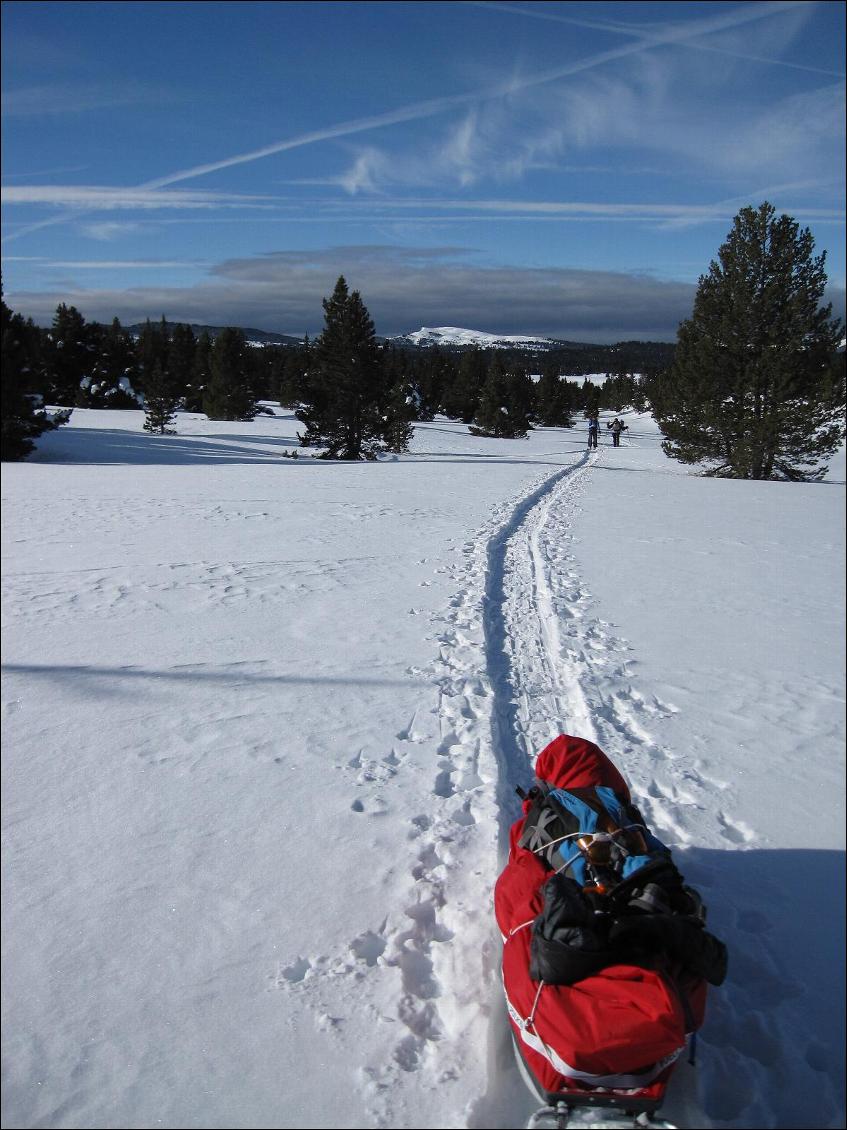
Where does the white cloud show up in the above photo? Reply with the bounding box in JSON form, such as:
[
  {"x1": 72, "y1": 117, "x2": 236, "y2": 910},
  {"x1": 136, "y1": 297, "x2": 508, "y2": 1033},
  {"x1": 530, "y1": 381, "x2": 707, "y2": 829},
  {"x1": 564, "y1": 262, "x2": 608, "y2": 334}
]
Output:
[
  {"x1": 1, "y1": 81, "x2": 176, "y2": 117},
  {"x1": 337, "y1": 150, "x2": 385, "y2": 195},
  {"x1": 43, "y1": 260, "x2": 201, "y2": 270},
  {"x1": 79, "y1": 221, "x2": 145, "y2": 241},
  {"x1": 2, "y1": 185, "x2": 277, "y2": 209}
]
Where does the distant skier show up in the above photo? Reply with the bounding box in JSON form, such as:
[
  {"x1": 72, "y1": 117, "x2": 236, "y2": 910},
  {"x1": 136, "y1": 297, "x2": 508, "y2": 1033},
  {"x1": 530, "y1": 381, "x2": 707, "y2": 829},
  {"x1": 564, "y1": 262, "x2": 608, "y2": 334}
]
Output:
[
  {"x1": 587, "y1": 414, "x2": 599, "y2": 449},
  {"x1": 607, "y1": 417, "x2": 628, "y2": 447}
]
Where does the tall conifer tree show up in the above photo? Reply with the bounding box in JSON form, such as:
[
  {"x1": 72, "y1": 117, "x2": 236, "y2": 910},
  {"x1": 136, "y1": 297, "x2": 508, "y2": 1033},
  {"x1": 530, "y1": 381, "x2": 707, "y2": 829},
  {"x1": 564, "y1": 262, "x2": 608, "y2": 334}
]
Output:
[
  {"x1": 296, "y1": 276, "x2": 389, "y2": 459},
  {"x1": 44, "y1": 303, "x2": 93, "y2": 404},
  {"x1": 136, "y1": 317, "x2": 170, "y2": 396},
  {"x1": 657, "y1": 202, "x2": 845, "y2": 480},
  {"x1": 185, "y1": 331, "x2": 212, "y2": 412},
  {"x1": 1, "y1": 296, "x2": 65, "y2": 459},
  {"x1": 168, "y1": 323, "x2": 197, "y2": 402},
  {"x1": 203, "y1": 328, "x2": 256, "y2": 420}
]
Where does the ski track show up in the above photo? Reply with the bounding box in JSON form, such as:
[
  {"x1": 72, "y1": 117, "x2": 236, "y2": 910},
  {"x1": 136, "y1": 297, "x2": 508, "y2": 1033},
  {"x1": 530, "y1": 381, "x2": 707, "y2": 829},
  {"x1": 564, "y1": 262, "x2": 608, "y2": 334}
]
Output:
[
  {"x1": 388, "y1": 447, "x2": 840, "y2": 1130},
  {"x1": 267, "y1": 444, "x2": 839, "y2": 1128}
]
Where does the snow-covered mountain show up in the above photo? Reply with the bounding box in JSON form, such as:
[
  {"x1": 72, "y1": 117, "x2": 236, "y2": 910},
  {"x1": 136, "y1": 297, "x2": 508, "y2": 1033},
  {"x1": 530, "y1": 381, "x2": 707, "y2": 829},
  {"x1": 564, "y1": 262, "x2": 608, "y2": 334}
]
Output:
[{"x1": 391, "y1": 326, "x2": 557, "y2": 350}]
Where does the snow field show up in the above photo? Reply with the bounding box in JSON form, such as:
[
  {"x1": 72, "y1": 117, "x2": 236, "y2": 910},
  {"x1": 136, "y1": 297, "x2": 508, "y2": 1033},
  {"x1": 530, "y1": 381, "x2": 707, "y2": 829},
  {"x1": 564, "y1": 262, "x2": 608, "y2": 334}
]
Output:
[{"x1": 2, "y1": 408, "x2": 844, "y2": 1129}]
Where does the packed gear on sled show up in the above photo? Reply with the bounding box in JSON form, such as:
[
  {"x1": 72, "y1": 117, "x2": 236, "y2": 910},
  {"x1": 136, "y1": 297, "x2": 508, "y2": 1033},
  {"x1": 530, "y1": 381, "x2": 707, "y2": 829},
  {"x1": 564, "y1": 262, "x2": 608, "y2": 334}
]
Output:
[{"x1": 494, "y1": 734, "x2": 727, "y2": 1129}]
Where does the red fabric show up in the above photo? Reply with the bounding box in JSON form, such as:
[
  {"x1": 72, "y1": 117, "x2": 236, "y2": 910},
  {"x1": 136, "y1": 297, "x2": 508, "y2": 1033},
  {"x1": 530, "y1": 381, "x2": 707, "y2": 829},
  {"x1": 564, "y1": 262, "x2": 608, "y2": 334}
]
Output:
[
  {"x1": 495, "y1": 733, "x2": 707, "y2": 1099},
  {"x1": 534, "y1": 733, "x2": 631, "y2": 799}
]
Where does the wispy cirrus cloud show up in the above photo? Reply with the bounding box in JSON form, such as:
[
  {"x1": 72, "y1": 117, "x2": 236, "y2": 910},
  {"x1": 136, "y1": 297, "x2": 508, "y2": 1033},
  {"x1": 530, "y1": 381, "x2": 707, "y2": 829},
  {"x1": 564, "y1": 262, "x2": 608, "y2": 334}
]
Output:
[
  {"x1": 1, "y1": 185, "x2": 278, "y2": 209},
  {"x1": 142, "y1": 0, "x2": 804, "y2": 192},
  {"x1": 324, "y1": 31, "x2": 843, "y2": 198},
  {"x1": 79, "y1": 221, "x2": 145, "y2": 241},
  {"x1": 16, "y1": 259, "x2": 204, "y2": 270},
  {"x1": 9, "y1": 190, "x2": 834, "y2": 233},
  {"x1": 2, "y1": 164, "x2": 90, "y2": 180},
  {"x1": 1, "y1": 81, "x2": 176, "y2": 117},
  {"x1": 1, "y1": 0, "x2": 807, "y2": 249}
]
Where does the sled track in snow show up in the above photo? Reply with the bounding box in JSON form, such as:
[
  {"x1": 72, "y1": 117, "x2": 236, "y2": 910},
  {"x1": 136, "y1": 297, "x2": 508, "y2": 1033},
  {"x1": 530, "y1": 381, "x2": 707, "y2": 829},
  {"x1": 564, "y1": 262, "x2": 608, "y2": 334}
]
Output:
[
  {"x1": 466, "y1": 444, "x2": 839, "y2": 1130},
  {"x1": 478, "y1": 445, "x2": 699, "y2": 852},
  {"x1": 480, "y1": 450, "x2": 598, "y2": 835}
]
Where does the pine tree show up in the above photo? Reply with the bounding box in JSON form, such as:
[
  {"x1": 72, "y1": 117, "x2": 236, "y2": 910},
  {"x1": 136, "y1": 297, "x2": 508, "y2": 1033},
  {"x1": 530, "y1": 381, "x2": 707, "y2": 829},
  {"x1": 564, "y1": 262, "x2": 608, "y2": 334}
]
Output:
[
  {"x1": 631, "y1": 375, "x2": 649, "y2": 413},
  {"x1": 506, "y1": 364, "x2": 535, "y2": 431},
  {"x1": 136, "y1": 316, "x2": 170, "y2": 396},
  {"x1": 77, "y1": 318, "x2": 140, "y2": 408},
  {"x1": 580, "y1": 379, "x2": 601, "y2": 419},
  {"x1": 295, "y1": 276, "x2": 388, "y2": 459},
  {"x1": 168, "y1": 323, "x2": 197, "y2": 403},
  {"x1": 43, "y1": 303, "x2": 94, "y2": 404},
  {"x1": 1, "y1": 296, "x2": 66, "y2": 459},
  {"x1": 441, "y1": 348, "x2": 486, "y2": 422},
  {"x1": 275, "y1": 342, "x2": 310, "y2": 407},
  {"x1": 203, "y1": 328, "x2": 256, "y2": 420},
  {"x1": 417, "y1": 348, "x2": 456, "y2": 420},
  {"x1": 382, "y1": 376, "x2": 416, "y2": 453},
  {"x1": 535, "y1": 361, "x2": 577, "y2": 427},
  {"x1": 469, "y1": 355, "x2": 531, "y2": 438},
  {"x1": 657, "y1": 202, "x2": 845, "y2": 480},
  {"x1": 142, "y1": 361, "x2": 180, "y2": 435},
  {"x1": 185, "y1": 331, "x2": 212, "y2": 412},
  {"x1": 600, "y1": 370, "x2": 637, "y2": 412}
]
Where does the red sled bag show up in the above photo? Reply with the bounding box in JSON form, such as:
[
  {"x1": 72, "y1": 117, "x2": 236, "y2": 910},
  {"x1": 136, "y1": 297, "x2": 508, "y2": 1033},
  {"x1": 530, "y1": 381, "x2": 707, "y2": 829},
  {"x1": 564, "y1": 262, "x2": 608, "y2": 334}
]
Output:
[{"x1": 494, "y1": 734, "x2": 727, "y2": 1121}]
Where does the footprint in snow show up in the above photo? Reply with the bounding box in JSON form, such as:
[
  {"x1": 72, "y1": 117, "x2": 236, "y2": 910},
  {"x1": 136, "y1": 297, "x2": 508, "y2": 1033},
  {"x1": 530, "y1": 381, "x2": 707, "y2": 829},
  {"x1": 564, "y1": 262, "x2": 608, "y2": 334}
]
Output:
[
  {"x1": 277, "y1": 956, "x2": 311, "y2": 984},
  {"x1": 351, "y1": 795, "x2": 389, "y2": 815},
  {"x1": 433, "y1": 766, "x2": 455, "y2": 798},
  {"x1": 351, "y1": 927, "x2": 388, "y2": 967},
  {"x1": 396, "y1": 708, "x2": 429, "y2": 742},
  {"x1": 408, "y1": 814, "x2": 432, "y2": 838},
  {"x1": 716, "y1": 810, "x2": 755, "y2": 844}
]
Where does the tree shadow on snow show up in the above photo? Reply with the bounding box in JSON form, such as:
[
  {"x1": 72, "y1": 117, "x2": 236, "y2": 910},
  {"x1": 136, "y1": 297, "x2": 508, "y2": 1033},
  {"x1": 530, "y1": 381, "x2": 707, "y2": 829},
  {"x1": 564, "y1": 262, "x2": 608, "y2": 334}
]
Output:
[
  {"x1": 1, "y1": 661, "x2": 420, "y2": 694},
  {"x1": 27, "y1": 425, "x2": 309, "y2": 466},
  {"x1": 28, "y1": 425, "x2": 588, "y2": 470}
]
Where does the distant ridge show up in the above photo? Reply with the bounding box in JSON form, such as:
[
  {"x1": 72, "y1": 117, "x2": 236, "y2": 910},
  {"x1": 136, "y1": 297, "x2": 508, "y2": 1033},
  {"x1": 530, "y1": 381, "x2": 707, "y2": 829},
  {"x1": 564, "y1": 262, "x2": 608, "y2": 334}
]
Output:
[
  {"x1": 124, "y1": 320, "x2": 676, "y2": 368},
  {"x1": 126, "y1": 321, "x2": 303, "y2": 347}
]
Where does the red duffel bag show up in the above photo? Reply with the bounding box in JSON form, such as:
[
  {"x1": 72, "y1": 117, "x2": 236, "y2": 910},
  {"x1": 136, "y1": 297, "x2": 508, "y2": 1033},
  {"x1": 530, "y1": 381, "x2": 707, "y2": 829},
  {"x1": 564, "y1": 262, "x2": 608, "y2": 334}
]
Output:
[{"x1": 494, "y1": 734, "x2": 721, "y2": 1111}]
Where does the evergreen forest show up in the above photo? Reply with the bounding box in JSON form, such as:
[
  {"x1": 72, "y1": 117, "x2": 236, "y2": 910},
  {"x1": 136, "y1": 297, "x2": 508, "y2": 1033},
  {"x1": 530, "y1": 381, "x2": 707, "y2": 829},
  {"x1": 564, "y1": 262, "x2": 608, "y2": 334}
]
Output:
[{"x1": 3, "y1": 203, "x2": 844, "y2": 479}]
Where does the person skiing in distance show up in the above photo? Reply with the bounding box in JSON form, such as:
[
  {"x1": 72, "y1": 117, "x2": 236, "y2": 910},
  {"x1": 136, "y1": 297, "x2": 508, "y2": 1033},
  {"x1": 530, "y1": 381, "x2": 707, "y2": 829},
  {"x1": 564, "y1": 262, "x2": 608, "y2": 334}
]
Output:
[
  {"x1": 587, "y1": 414, "x2": 599, "y2": 449},
  {"x1": 607, "y1": 416, "x2": 628, "y2": 447}
]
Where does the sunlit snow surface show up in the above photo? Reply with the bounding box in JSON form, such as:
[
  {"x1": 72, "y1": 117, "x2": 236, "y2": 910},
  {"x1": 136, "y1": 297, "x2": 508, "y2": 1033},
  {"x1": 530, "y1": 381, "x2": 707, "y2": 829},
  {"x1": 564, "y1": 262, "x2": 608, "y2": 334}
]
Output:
[{"x1": 2, "y1": 409, "x2": 844, "y2": 1129}]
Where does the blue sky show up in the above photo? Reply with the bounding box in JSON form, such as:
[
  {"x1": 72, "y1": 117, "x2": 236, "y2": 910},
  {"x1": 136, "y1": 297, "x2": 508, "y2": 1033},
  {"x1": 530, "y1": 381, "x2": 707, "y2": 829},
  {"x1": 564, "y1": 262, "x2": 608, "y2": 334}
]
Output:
[{"x1": 1, "y1": 0, "x2": 844, "y2": 341}]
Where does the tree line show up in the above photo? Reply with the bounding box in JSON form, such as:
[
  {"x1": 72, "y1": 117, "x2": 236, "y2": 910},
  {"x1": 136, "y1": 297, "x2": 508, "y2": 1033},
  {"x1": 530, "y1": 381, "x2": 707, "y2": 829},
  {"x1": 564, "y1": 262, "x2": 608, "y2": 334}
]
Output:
[
  {"x1": 2, "y1": 202, "x2": 844, "y2": 477},
  {"x1": 1, "y1": 275, "x2": 638, "y2": 459}
]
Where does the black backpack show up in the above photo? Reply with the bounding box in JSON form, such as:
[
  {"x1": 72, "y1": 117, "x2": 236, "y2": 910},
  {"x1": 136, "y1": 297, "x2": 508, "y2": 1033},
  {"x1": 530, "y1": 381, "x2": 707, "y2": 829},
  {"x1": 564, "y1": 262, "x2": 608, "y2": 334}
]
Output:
[{"x1": 517, "y1": 780, "x2": 728, "y2": 987}]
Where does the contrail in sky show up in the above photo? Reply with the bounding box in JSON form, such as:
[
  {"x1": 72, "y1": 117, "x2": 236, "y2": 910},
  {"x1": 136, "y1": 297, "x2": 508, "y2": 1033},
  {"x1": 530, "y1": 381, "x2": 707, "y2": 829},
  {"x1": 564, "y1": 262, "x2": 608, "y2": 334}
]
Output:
[
  {"x1": 469, "y1": 0, "x2": 844, "y2": 78},
  {"x1": 1, "y1": 0, "x2": 814, "y2": 244},
  {"x1": 142, "y1": 0, "x2": 808, "y2": 190}
]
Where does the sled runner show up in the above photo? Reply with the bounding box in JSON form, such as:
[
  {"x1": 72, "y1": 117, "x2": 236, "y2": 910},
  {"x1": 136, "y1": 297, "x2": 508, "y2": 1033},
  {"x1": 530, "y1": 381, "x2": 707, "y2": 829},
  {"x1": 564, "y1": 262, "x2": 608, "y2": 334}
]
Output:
[{"x1": 494, "y1": 735, "x2": 727, "y2": 1130}]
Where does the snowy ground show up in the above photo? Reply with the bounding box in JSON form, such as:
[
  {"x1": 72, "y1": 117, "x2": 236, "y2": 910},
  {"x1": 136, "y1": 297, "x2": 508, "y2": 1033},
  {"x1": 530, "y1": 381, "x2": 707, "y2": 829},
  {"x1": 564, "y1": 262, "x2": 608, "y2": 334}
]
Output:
[{"x1": 2, "y1": 408, "x2": 844, "y2": 1130}]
